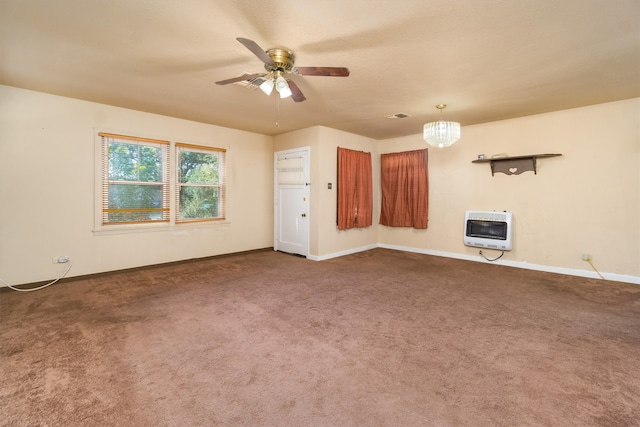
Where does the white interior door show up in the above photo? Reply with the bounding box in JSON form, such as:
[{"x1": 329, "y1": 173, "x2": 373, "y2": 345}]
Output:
[{"x1": 274, "y1": 148, "x2": 309, "y2": 256}]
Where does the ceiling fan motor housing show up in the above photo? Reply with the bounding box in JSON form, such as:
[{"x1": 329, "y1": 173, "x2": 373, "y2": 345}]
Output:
[{"x1": 265, "y1": 48, "x2": 295, "y2": 72}]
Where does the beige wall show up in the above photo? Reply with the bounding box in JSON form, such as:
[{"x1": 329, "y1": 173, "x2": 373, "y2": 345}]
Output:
[
  {"x1": 1, "y1": 84, "x2": 638, "y2": 286},
  {"x1": 273, "y1": 126, "x2": 320, "y2": 254},
  {"x1": 316, "y1": 127, "x2": 379, "y2": 256},
  {"x1": 273, "y1": 99, "x2": 639, "y2": 282},
  {"x1": 274, "y1": 126, "x2": 379, "y2": 259},
  {"x1": 379, "y1": 98, "x2": 640, "y2": 281},
  {"x1": 0, "y1": 85, "x2": 274, "y2": 285}
]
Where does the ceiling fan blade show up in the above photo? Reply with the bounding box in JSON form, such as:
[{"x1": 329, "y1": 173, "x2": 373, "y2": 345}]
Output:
[
  {"x1": 294, "y1": 67, "x2": 350, "y2": 77},
  {"x1": 215, "y1": 73, "x2": 265, "y2": 85},
  {"x1": 236, "y1": 37, "x2": 275, "y2": 66},
  {"x1": 287, "y1": 79, "x2": 306, "y2": 102}
]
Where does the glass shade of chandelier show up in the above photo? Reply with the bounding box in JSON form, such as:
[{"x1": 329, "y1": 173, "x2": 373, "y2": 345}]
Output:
[
  {"x1": 423, "y1": 104, "x2": 461, "y2": 148},
  {"x1": 259, "y1": 73, "x2": 292, "y2": 99}
]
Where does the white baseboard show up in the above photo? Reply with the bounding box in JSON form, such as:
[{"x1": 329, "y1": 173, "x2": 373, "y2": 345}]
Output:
[
  {"x1": 311, "y1": 244, "x2": 640, "y2": 285},
  {"x1": 307, "y1": 244, "x2": 378, "y2": 261}
]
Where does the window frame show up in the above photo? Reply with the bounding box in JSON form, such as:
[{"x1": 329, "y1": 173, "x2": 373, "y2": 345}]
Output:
[
  {"x1": 175, "y1": 142, "x2": 226, "y2": 224},
  {"x1": 94, "y1": 131, "x2": 229, "y2": 235},
  {"x1": 99, "y1": 132, "x2": 171, "y2": 226}
]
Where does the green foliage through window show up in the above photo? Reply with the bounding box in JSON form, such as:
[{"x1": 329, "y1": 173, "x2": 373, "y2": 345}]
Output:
[
  {"x1": 99, "y1": 133, "x2": 225, "y2": 226},
  {"x1": 177, "y1": 146, "x2": 225, "y2": 222},
  {"x1": 100, "y1": 133, "x2": 169, "y2": 224}
]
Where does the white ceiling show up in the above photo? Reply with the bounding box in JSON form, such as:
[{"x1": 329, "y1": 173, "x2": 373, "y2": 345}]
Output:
[{"x1": 1, "y1": 0, "x2": 638, "y2": 140}]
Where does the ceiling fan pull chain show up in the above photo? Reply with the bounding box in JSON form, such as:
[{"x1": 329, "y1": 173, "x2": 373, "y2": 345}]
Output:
[{"x1": 276, "y1": 95, "x2": 280, "y2": 129}]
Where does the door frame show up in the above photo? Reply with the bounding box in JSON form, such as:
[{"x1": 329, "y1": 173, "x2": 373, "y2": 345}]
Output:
[{"x1": 274, "y1": 147, "x2": 310, "y2": 256}]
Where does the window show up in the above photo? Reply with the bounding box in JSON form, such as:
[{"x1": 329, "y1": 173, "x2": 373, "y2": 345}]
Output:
[
  {"x1": 98, "y1": 132, "x2": 226, "y2": 228},
  {"x1": 100, "y1": 133, "x2": 170, "y2": 225},
  {"x1": 176, "y1": 143, "x2": 226, "y2": 223}
]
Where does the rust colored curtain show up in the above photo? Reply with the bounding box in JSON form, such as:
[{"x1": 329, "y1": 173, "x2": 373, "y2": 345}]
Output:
[
  {"x1": 379, "y1": 149, "x2": 429, "y2": 229},
  {"x1": 337, "y1": 147, "x2": 373, "y2": 230}
]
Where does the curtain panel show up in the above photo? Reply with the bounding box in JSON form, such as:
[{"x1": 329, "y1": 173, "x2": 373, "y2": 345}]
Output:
[
  {"x1": 337, "y1": 147, "x2": 373, "y2": 230},
  {"x1": 379, "y1": 149, "x2": 429, "y2": 229}
]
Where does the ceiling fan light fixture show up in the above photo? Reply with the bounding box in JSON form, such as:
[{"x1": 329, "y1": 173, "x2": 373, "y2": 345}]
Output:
[
  {"x1": 259, "y1": 78, "x2": 274, "y2": 95},
  {"x1": 423, "y1": 104, "x2": 461, "y2": 148},
  {"x1": 216, "y1": 38, "x2": 349, "y2": 103},
  {"x1": 278, "y1": 85, "x2": 292, "y2": 99},
  {"x1": 275, "y1": 75, "x2": 292, "y2": 98}
]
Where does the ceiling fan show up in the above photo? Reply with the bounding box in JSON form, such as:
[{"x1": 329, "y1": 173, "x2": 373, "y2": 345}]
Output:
[{"x1": 215, "y1": 38, "x2": 350, "y2": 102}]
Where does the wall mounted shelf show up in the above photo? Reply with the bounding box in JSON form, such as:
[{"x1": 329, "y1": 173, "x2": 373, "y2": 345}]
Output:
[{"x1": 472, "y1": 153, "x2": 562, "y2": 176}]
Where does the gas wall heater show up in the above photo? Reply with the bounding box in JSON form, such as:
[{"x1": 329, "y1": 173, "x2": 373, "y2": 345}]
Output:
[{"x1": 464, "y1": 211, "x2": 513, "y2": 251}]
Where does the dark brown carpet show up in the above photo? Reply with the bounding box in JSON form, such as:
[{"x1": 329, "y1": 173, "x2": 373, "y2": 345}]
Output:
[{"x1": 1, "y1": 248, "x2": 639, "y2": 426}]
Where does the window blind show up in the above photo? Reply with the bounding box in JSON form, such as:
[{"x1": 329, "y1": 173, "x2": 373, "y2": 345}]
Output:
[{"x1": 99, "y1": 132, "x2": 170, "y2": 225}]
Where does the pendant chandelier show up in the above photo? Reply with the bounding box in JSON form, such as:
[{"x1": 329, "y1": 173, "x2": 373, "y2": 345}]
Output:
[{"x1": 423, "y1": 104, "x2": 461, "y2": 148}]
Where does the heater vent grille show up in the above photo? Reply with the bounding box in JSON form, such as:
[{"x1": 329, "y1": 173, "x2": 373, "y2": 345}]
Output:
[{"x1": 464, "y1": 210, "x2": 513, "y2": 251}]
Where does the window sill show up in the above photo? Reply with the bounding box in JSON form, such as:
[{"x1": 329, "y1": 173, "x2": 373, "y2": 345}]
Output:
[{"x1": 93, "y1": 220, "x2": 231, "y2": 236}]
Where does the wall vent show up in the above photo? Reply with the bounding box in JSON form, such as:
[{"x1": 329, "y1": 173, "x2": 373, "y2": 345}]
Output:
[{"x1": 386, "y1": 113, "x2": 410, "y2": 119}]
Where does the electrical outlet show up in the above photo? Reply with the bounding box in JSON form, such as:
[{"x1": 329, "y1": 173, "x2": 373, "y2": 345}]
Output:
[
  {"x1": 581, "y1": 253, "x2": 592, "y2": 262},
  {"x1": 52, "y1": 256, "x2": 70, "y2": 263}
]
